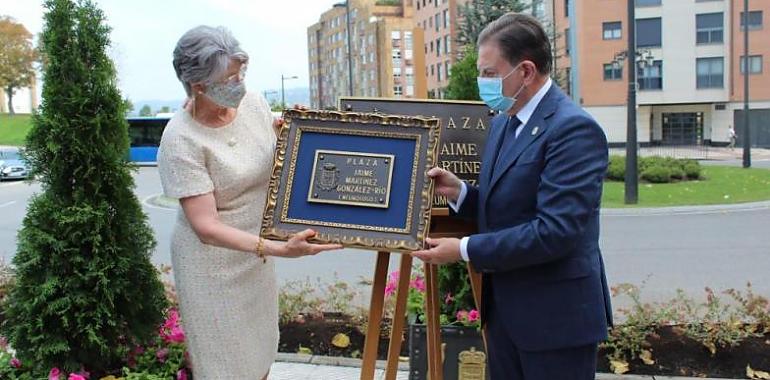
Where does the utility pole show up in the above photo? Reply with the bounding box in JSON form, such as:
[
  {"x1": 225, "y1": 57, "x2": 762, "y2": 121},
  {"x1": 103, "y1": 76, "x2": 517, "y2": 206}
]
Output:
[
  {"x1": 346, "y1": 0, "x2": 354, "y2": 96},
  {"x1": 742, "y1": 0, "x2": 752, "y2": 168},
  {"x1": 624, "y1": 0, "x2": 638, "y2": 204}
]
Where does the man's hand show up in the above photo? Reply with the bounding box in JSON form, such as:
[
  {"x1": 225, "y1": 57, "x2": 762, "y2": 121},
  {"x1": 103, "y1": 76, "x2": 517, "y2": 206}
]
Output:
[
  {"x1": 427, "y1": 167, "x2": 463, "y2": 203},
  {"x1": 412, "y1": 237, "x2": 462, "y2": 265}
]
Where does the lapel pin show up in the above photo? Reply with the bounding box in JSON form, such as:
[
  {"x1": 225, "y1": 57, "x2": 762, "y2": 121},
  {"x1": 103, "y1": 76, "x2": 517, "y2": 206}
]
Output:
[{"x1": 531, "y1": 126, "x2": 539, "y2": 136}]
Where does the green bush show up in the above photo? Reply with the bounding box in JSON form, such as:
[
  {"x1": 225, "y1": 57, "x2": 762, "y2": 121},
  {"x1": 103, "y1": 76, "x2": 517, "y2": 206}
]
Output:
[
  {"x1": 684, "y1": 161, "x2": 702, "y2": 180},
  {"x1": 0, "y1": 0, "x2": 167, "y2": 373},
  {"x1": 641, "y1": 165, "x2": 673, "y2": 183},
  {"x1": 608, "y1": 155, "x2": 703, "y2": 183},
  {"x1": 606, "y1": 156, "x2": 626, "y2": 181},
  {"x1": 670, "y1": 166, "x2": 686, "y2": 180}
]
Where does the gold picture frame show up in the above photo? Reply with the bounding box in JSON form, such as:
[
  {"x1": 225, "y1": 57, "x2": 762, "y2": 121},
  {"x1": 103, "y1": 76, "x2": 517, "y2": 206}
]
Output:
[{"x1": 260, "y1": 109, "x2": 441, "y2": 252}]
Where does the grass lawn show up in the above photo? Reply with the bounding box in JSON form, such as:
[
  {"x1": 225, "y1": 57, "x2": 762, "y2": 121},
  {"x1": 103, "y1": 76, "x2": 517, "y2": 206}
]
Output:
[
  {"x1": 603, "y1": 166, "x2": 770, "y2": 208},
  {"x1": 0, "y1": 113, "x2": 33, "y2": 146}
]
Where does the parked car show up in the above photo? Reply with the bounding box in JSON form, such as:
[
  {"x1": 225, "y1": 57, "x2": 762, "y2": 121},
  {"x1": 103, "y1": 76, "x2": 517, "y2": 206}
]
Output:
[{"x1": 0, "y1": 148, "x2": 30, "y2": 181}]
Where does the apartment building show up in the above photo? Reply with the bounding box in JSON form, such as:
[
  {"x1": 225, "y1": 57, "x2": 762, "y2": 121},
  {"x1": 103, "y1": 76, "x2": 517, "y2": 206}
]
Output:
[
  {"x1": 555, "y1": 0, "x2": 770, "y2": 147},
  {"x1": 308, "y1": 0, "x2": 427, "y2": 109}
]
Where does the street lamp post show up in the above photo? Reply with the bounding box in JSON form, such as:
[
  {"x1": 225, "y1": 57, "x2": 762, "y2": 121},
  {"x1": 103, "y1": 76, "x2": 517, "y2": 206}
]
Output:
[
  {"x1": 611, "y1": 44, "x2": 655, "y2": 204},
  {"x1": 281, "y1": 75, "x2": 298, "y2": 109},
  {"x1": 742, "y1": 0, "x2": 751, "y2": 168}
]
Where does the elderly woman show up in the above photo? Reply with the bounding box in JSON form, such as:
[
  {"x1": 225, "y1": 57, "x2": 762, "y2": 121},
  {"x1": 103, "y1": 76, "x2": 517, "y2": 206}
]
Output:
[{"x1": 158, "y1": 26, "x2": 341, "y2": 379}]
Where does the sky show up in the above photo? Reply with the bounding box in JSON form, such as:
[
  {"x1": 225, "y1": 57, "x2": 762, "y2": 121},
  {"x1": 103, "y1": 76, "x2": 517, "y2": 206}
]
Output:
[{"x1": 0, "y1": 0, "x2": 337, "y2": 103}]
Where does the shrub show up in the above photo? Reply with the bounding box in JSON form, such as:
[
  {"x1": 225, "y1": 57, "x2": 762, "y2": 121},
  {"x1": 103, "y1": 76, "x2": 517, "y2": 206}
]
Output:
[
  {"x1": 641, "y1": 165, "x2": 673, "y2": 183},
  {"x1": 0, "y1": 0, "x2": 167, "y2": 373},
  {"x1": 683, "y1": 161, "x2": 702, "y2": 180},
  {"x1": 606, "y1": 156, "x2": 626, "y2": 181},
  {"x1": 667, "y1": 288, "x2": 760, "y2": 355}
]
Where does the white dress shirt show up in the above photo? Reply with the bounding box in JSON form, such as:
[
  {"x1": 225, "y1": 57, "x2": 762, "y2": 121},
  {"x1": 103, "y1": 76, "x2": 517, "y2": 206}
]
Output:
[{"x1": 449, "y1": 78, "x2": 553, "y2": 262}]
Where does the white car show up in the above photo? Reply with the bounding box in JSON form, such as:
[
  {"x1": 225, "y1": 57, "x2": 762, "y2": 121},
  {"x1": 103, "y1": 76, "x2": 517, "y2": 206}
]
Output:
[{"x1": 0, "y1": 149, "x2": 30, "y2": 181}]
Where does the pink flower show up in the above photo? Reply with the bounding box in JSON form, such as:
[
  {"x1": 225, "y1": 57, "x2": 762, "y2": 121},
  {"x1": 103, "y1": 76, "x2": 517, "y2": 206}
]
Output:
[
  {"x1": 160, "y1": 309, "x2": 186, "y2": 343},
  {"x1": 468, "y1": 309, "x2": 480, "y2": 323},
  {"x1": 10, "y1": 358, "x2": 21, "y2": 368},
  {"x1": 68, "y1": 374, "x2": 86, "y2": 380},
  {"x1": 409, "y1": 276, "x2": 426, "y2": 292},
  {"x1": 49, "y1": 368, "x2": 62, "y2": 380},
  {"x1": 385, "y1": 271, "x2": 399, "y2": 297},
  {"x1": 176, "y1": 369, "x2": 189, "y2": 380},
  {"x1": 167, "y1": 326, "x2": 186, "y2": 343},
  {"x1": 156, "y1": 348, "x2": 169, "y2": 363},
  {"x1": 456, "y1": 310, "x2": 469, "y2": 322}
]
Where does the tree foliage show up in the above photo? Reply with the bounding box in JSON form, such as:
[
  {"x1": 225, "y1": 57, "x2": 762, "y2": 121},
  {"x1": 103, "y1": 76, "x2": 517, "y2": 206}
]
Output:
[
  {"x1": 0, "y1": 16, "x2": 37, "y2": 114},
  {"x1": 1, "y1": 0, "x2": 167, "y2": 373}
]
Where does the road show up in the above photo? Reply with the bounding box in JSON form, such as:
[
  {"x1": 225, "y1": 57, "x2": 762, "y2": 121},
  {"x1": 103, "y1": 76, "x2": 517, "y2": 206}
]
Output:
[{"x1": 2, "y1": 166, "x2": 769, "y2": 308}]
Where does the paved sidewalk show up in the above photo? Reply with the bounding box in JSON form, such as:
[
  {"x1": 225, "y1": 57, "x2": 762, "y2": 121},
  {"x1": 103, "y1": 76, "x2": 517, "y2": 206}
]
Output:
[
  {"x1": 267, "y1": 354, "x2": 745, "y2": 380},
  {"x1": 269, "y1": 362, "x2": 409, "y2": 380}
]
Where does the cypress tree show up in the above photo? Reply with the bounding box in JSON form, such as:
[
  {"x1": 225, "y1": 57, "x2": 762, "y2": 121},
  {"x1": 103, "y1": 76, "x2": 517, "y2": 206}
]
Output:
[{"x1": 1, "y1": 0, "x2": 167, "y2": 372}]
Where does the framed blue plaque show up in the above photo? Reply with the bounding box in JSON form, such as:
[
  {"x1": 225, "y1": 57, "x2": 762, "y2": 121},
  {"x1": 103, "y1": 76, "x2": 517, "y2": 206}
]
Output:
[{"x1": 260, "y1": 109, "x2": 441, "y2": 252}]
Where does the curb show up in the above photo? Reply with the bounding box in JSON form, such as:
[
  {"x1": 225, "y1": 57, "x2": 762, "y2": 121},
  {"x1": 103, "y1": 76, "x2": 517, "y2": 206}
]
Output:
[
  {"x1": 275, "y1": 353, "x2": 410, "y2": 372},
  {"x1": 144, "y1": 194, "x2": 179, "y2": 209},
  {"x1": 275, "y1": 354, "x2": 743, "y2": 380},
  {"x1": 602, "y1": 200, "x2": 770, "y2": 216}
]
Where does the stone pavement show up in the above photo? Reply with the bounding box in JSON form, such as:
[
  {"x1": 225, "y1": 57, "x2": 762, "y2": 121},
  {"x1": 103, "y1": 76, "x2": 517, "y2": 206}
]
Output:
[
  {"x1": 269, "y1": 362, "x2": 409, "y2": 380},
  {"x1": 266, "y1": 354, "x2": 744, "y2": 380}
]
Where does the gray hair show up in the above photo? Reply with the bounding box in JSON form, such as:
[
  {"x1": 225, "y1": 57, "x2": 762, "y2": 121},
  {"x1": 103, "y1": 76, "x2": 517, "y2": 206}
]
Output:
[{"x1": 173, "y1": 25, "x2": 249, "y2": 96}]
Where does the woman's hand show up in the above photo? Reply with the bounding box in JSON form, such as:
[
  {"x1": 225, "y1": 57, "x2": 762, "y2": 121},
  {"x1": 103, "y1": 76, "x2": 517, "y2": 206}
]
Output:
[
  {"x1": 274, "y1": 229, "x2": 342, "y2": 258},
  {"x1": 272, "y1": 117, "x2": 284, "y2": 135}
]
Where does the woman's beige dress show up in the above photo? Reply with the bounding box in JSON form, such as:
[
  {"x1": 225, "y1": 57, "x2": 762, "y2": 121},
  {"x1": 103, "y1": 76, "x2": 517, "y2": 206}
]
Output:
[{"x1": 157, "y1": 92, "x2": 278, "y2": 379}]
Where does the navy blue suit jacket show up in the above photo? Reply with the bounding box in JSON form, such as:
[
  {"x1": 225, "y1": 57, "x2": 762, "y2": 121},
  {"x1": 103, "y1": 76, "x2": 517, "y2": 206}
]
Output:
[{"x1": 454, "y1": 84, "x2": 613, "y2": 352}]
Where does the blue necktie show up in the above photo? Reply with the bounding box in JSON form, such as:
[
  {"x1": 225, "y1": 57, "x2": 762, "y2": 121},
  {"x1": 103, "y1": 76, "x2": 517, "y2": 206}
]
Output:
[{"x1": 493, "y1": 116, "x2": 522, "y2": 176}]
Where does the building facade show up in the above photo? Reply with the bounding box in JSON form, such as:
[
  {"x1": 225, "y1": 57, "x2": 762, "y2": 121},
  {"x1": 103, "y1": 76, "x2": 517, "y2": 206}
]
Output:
[
  {"x1": 413, "y1": 0, "x2": 552, "y2": 99},
  {"x1": 555, "y1": 0, "x2": 770, "y2": 147},
  {"x1": 308, "y1": 0, "x2": 427, "y2": 109}
]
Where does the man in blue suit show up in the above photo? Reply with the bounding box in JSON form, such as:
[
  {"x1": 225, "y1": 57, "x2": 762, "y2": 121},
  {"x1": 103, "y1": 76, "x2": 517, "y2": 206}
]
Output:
[{"x1": 413, "y1": 13, "x2": 612, "y2": 380}]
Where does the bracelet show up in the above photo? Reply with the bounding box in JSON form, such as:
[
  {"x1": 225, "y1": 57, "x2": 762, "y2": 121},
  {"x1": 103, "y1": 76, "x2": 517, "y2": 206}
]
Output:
[{"x1": 255, "y1": 237, "x2": 266, "y2": 263}]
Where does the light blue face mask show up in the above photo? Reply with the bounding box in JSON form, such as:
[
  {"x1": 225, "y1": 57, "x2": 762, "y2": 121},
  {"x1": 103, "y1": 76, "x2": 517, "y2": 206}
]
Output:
[{"x1": 477, "y1": 64, "x2": 526, "y2": 112}]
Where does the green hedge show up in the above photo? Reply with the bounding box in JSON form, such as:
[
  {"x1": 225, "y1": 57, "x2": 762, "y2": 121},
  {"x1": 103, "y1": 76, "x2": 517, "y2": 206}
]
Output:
[{"x1": 607, "y1": 155, "x2": 702, "y2": 184}]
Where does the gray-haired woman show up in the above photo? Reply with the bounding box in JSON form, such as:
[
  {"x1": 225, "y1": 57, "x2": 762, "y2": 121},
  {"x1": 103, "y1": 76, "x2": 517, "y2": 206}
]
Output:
[{"x1": 158, "y1": 26, "x2": 340, "y2": 379}]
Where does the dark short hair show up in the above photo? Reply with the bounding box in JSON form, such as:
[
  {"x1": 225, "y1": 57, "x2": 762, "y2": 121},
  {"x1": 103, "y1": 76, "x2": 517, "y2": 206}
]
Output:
[{"x1": 477, "y1": 12, "x2": 552, "y2": 75}]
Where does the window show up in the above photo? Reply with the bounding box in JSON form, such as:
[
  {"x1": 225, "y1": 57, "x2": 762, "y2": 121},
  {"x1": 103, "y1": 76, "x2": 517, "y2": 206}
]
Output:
[
  {"x1": 406, "y1": 85, "x2": 414, "y2": 96},
  {"x1": 404, "y1": 31, "x2": 413, "y2": 49},
  {"x1": 532, "y1": 0, "x2": 545, "y2": 18},
  {"x1": 696, "y1": 57, "x2": 724, "y2": 89},
  {"x1": 741, "y1": 11, "x2": 763, "y2": 30},
  {"x1": 445, "y1": 35, "x2": 451, "y2": 54},
  {"x1": 393, "y1": 67, "x2": 402, "y2": 80},
  {"x1": 431, "y1": 64, "x2": 435, "y2": 76},
  {"x1": 638, "y1": 60, "x2": 663, "y2": 90},
  {"x1": 740, "y1": 55, "x2": 763, "y2": 74},
  {"x1": 696, "y1": 13, "x2": 723, "y2": 44},
  {"x1": 443, "y1": 9, "x2": 449, "y2": 29},
  {"x1": 445, "y1": 61, "x2": 451, "y2": 79},
  {"x1": 435, "y1": 14, "x2": 440, "y2": 32},
  {"x1": 565, "y1": 0, "x2": 569, "y2": 17},
  {"x1": 565, "y1": 28, "x2": 570, "y2": 53},
  {"x1": 636, "y1": 0, "x2": 661, "y2": 6},
  {"x1": 636, "y1": 18, "x2": 662, "y2": 47},
  {"x1": 394, "y1": 85, "x2": 403, "y2": 96},
  {"x1": 436, "y1": 38, "x2": 441, "y2": 56},
  {"x1": 437, "y1": 64, "x2": 443, "y2": 81},
  {"x1": 406, "y1": 67, "x2": 415, "y2": 85},
  {"x1": 430, "y1": 41, "x2": 434, "y2": 52},
  {"x1": 603, "y1": 22, "x2": 622, "y2": 40},
  {"x1": 603, "y1": 63, "x2": 622, "y2": 81}
]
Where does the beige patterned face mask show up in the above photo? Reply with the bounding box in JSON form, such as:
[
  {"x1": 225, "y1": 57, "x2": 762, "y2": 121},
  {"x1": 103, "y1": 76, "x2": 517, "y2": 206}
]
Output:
[{"x1": 203, "y1": 79, "x2": 247, "y2": 109}]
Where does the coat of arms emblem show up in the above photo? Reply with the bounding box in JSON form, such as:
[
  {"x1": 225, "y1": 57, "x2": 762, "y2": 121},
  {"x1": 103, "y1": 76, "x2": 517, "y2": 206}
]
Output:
[{"x1": 316, "y1": 162, "x2": 339, "y2": 191}]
